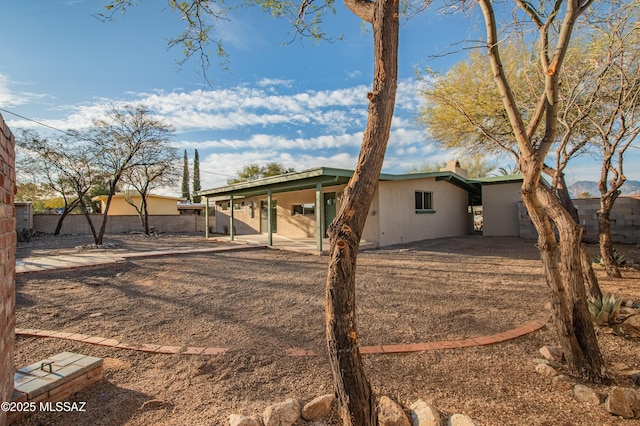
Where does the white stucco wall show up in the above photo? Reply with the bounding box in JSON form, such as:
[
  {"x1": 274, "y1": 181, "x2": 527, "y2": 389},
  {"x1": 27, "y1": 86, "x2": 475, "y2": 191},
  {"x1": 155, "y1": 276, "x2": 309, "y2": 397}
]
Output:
[
  {"x1": 376, "y1": 178, "x2": 472, "y2": 246},
  {"x1": 481, "y1": 182, "x2": 522, "y2": 236}
]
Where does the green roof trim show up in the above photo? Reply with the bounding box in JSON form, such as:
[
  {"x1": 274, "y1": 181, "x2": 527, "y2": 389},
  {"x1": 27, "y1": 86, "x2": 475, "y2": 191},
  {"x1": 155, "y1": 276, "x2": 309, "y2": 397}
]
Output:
[
  {"x1": 197, "y1": 167, "x2": 355, "y2": 199},
  {"x1": 470, "y1": 174, "x2": 524, "y2": 184},
  {"x1": 197, "y1": 167, "x2": 522, "y2": 200}
]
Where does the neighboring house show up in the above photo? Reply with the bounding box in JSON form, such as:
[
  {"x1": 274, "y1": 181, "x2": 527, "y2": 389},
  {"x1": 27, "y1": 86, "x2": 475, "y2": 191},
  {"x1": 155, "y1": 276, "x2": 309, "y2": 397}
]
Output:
[
  {"x1": 177, "y1": 202, "x2": 206, "y2": 215},
  {"x1": 91, "y1": 193, "x2": 185, "y2": 216},
  {"x1": 198, "y1": 165, "x2": 524, "y2": 251}
]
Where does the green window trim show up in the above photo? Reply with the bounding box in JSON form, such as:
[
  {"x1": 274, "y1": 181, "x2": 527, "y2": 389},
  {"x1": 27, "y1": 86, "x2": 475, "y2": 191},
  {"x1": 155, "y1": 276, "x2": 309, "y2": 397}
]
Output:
[
  {"x1": 415, "y1": 209, "x2": 436, "y2": 214},
  {"x1": 415, "y1": 190, "x2": 433, "y2": 211}
]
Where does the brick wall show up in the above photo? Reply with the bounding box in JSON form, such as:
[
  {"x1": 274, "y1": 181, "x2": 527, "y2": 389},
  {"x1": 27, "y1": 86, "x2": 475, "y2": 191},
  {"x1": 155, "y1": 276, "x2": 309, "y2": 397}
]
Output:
[
  {"x1": 519, "y1": 197, "x2": 640, "y2": 243},
  {"x1": 0, "y1": 113, "x2": 16, "y2": 425},
  {"x1": 34, "y1": 214, "x2": 209, "y2": 235}
]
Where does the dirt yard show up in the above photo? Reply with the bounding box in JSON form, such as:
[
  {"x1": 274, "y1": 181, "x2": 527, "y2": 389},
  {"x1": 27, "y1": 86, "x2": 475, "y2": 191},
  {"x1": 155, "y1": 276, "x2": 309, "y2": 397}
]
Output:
[{"x1": 12, "y1": 234, "x2": 640, "y2": 425}]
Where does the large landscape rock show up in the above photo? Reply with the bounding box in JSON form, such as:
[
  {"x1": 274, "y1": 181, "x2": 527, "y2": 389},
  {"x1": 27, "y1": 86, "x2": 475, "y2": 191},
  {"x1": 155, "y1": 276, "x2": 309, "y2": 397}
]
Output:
[
  {"x1": 301, "y1": 394, "x2": 335, "y2": 421},
  {"x1": 605, "y1": 387, "x2": 637, "y2": 419},
  {"x1": 378, "y1": 396, "x2": 411, "y2": 426},
  {"x1": 535, "y1": 362, "x2": 558, "y2": 377},
  {"x1": 619, "y1": 314, "x2": 640, "y2": 338},
  {"x1": 410, "y1": 399, "x2": 441, "y2": 426},
  {"x1": 573, "y1": 384, "x2": 600, "y2": 406},
  {"x1": 229, "y1": 414, "x2": 264, "y2": 426},
  {"x1": 539, "y1": 345, "x2": 564, "y2": 363},
  {"x1": 447, "y1": 413, "x2": 478, "y2": 426},
  {"x1": 263, "y1": 399, "x2": 301, "y2": 426}
]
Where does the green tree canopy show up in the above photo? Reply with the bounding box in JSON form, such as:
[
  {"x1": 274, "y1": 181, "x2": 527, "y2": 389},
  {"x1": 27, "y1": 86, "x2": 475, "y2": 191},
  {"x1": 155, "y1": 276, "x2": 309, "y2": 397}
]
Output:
[{"x1": 227, "y1": 162, "x2": 294, "y2": 184}]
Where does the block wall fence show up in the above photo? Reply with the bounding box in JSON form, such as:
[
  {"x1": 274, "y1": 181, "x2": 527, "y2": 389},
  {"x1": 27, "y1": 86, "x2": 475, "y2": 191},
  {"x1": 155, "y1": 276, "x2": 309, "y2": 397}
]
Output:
[
  {"x1": 33, "y1": 213, "x2": 208, "y2": 236},
  {"x1": 0, "y1": 113, "x2": 16, "y2": 426},
  {"x1": 519, "y1": 197, "x2": 640, "y2": 244}
]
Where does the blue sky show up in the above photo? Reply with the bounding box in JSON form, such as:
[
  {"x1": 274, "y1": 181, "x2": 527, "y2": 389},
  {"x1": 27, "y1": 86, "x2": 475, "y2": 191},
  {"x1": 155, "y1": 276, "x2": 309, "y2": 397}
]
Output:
[{"x1": 1, "y1": 0, "x2": 636, "y2": 195}]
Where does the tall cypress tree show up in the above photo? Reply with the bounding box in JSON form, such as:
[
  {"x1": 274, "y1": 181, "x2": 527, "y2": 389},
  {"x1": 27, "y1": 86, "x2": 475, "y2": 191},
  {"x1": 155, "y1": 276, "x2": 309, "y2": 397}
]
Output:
[
  {"x1": 181, "y1": 149, "x2": 190, "y2": 202},
  {"x1": 192, "y1": 149, "x2": 201, "y2": 203}
]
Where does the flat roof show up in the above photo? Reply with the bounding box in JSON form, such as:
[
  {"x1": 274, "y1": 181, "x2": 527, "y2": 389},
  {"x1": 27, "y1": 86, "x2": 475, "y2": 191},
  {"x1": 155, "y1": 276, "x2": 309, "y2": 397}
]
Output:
[{"x1": 198, "y1": 167, "x2": 483, "y2": 200}]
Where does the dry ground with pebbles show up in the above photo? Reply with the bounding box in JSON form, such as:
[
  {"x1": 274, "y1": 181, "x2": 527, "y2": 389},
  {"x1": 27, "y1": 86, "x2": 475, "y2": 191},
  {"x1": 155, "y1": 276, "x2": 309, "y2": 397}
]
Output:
[{"x1": 12, "y1": 234, "x2": 640, "y2": 425}]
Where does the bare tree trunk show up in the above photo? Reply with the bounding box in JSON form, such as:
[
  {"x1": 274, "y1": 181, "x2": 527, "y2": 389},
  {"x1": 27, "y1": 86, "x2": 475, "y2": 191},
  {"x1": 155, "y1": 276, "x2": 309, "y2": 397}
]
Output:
[
  {"x1": 142, "y1": 197, "x2": 150, "y2": 235},
  {"x1": 552, "y1": 172, "x2": 602, "y2": 299},
  {"x1": 326, "y1": 0, "x2": 398, "y2": 423},
  {"x1": 96, "y1": 182, "x2": 119, "y2": 245},
  {"x1": 580, "y1": 248, "x2": 602, "y2": 300},
  {"x1": 597, "y1": 199, "x2": 621, "y2": 278},
  {"x1": 79, "y1": 199, "x2": 99, "y2": 244},
  {"x1": 54, "y1": 198, "x2": 81, "y2": 236},
  {"x1": 528, "y1": 181, "x2": 608, "y2": 383}
]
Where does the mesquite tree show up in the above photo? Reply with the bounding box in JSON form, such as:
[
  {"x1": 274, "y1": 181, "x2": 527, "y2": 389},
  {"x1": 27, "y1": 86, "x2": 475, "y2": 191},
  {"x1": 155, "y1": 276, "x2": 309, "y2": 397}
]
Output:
[
  {"x1": 122, "y1": 137, "x2": 178, "y2": 234},
  {"x1": 100, "y1": 0, "x2": 399, "y2": 422},
  {"x1": 17, "y1": 132, "x2": 100, "y2": 236},
  {"x1": 83, "y1": 105, "x2": 175, "y2": 245},
  {"x1": 476, "y1": 0, "x2": 607, "y2": 382},
  {"x1": 324, "y1": 0, "x2": 398, "y2": 423}
]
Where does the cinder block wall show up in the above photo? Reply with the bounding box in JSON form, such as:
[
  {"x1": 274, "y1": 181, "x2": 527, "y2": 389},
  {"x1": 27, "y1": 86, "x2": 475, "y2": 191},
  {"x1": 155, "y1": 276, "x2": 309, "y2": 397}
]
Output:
[
  {"x1": 519, "y1": 197, "x2": 640, "y2": 243},
  {"x1": 34, "y1": 214, "x2": 208, "y2": 235},
  {"x1": 0, "y1": 113, "x2": 16, "y2": 425}
]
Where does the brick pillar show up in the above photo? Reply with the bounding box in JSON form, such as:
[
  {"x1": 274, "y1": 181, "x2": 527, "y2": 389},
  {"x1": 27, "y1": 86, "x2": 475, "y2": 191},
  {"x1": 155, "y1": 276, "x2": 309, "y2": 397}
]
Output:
[{"x1": 0, "y1": 113, "x2": 16, "y2": 426}]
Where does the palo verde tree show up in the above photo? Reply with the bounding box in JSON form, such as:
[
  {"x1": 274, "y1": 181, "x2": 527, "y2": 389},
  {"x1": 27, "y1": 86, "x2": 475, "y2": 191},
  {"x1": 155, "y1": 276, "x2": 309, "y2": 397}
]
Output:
[
  {"x1": 122, "y1": 130, "x2": 178, "y2": 234},
  {"x1": 100, "y1": 0, "x2": 400, "y2": 422},
  {"x1": 82, "y1": 104, "x2": 175, "y2": 245},
  {"x1": 192, "y1": 149, "x2": 201, "y2": 203},
  {"x1": 418, "y1": 40, "x2": 606, "y2": 300},
  {"x1": 474, "y1": 0, "x2": 608, "y2": 382}
]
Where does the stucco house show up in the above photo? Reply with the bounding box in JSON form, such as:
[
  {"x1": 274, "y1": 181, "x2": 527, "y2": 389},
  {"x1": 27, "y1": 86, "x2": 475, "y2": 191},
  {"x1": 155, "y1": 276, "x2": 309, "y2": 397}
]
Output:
[
  {"x1": 92, "y1": 193, "x2": 185, "y2": 216},
  {"x1": 198, "y1": 164, "x2": 523, "y2": 251}
]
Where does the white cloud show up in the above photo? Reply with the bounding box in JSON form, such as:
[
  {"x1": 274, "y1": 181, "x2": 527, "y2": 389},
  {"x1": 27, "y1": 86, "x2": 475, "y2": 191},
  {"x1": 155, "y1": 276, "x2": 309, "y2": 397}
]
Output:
[
  {"x1": 177, "y1": 131, "x2": 364, "y2": 152},
  {"x1": 257, "y1": 78, "x2": 293, "y2": 87},
  {"x1": 0, "y1": 74, "x2": 49, "y2": 108}
]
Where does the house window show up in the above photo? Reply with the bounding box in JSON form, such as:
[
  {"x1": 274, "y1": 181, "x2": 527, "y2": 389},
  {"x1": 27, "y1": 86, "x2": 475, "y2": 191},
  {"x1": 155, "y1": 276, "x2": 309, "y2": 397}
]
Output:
[
  {"x1": 292, "y1": 203, "x2": 316, "y2": 216},
  {"x1": 415, "y1": 191, "x2": 434, "y2": 213}
]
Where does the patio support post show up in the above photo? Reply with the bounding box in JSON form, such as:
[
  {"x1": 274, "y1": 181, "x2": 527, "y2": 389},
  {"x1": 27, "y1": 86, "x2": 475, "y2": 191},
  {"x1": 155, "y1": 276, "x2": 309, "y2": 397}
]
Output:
[
  {"x1": 267, "y1": 190, "x2": 273, "y2": 246},
  {"x1": 204, "y1": 197, "x2": 209, "y2": 239},
  {"x1": 230, "y1": 195, "x2": 235, "y2": 241},
  {"x1": 316, "y1": 183, "x2": 322, "y2": 253}
]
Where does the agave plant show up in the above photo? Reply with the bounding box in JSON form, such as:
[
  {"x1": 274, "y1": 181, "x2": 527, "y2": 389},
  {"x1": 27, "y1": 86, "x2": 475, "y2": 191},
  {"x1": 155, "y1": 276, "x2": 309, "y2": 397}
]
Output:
[
  {"x1": 587, "y1": 293, "x2": 623, "y2": 326},
  {"x1": 594, "y1": 248, "x2": 627, "y2": 267}
]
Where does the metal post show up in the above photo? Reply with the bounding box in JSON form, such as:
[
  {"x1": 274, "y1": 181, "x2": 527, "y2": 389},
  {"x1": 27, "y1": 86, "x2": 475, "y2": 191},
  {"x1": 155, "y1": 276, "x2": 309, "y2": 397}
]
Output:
[
  {"x1": 267, "y1": 190, "x2": 273, "y2": 246},
  {"x1": 204, "y1": 196, "x2": 209, "y2": 239},
  {"x1": 230, "y1": 195, "x2": 235, "y2": 241},
  {"x1": 316, "y1": 183, "x2": 322, "y2": 253}
]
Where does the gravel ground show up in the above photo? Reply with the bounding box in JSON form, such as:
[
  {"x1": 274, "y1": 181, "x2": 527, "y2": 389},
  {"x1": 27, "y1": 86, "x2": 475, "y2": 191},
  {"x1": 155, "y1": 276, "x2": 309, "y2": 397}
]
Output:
[{"x1": 11, "y1": 234, "x2": 640, "y2": 425}]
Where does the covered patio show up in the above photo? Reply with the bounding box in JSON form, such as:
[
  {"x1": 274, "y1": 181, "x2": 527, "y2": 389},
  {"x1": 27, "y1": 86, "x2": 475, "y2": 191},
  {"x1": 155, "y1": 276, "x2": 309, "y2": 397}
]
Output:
[
  {"x1": 200, "y1": 168, "x2": 356, "y2": 253},
  {"x1": 206, "y1": 233, "x2": 378, "y2": 255}
]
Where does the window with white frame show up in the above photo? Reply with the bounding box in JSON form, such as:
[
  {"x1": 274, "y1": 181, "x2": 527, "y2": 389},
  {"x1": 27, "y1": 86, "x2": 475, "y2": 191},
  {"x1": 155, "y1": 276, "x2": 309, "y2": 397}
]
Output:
[{"x1": 415, "y1": 191, "x2": 434, "y2": 212}]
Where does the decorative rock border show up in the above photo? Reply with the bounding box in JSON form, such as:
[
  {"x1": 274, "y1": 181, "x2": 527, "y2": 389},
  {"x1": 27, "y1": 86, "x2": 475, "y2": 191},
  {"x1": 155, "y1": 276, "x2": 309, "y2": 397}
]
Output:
[{"x1": 229, "y1": 394, "x2": 479, "y2": 426}]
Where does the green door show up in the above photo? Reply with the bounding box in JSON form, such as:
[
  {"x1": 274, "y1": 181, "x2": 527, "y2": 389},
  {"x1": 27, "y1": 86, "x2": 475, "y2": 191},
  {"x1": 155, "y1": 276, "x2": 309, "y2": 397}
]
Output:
[
  {"x1": 260, "y1": 200, "x2": 277, "y2": 233},
  {"x1": 323, "y1": 192, "x2": 336, "y2": 238}
]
